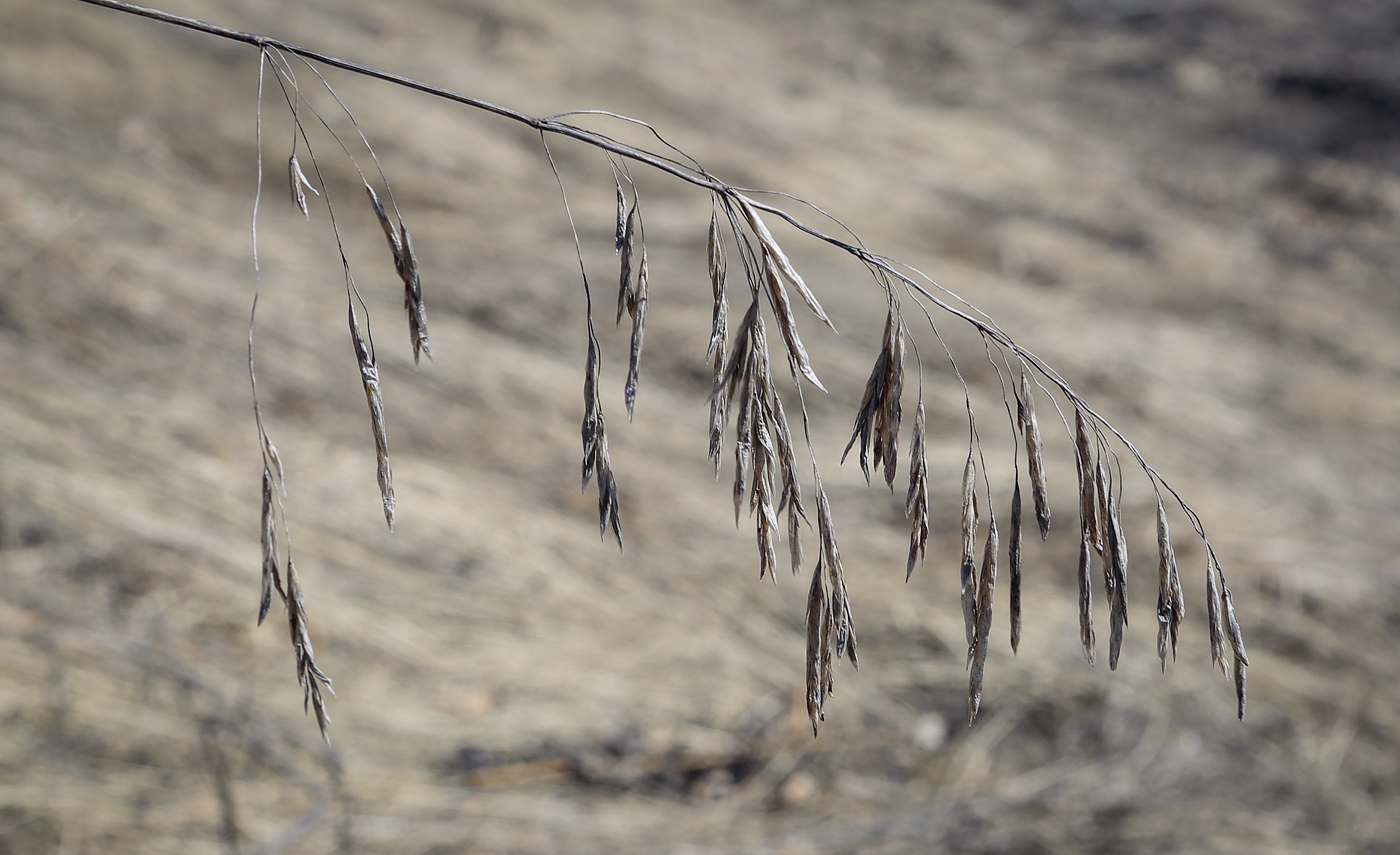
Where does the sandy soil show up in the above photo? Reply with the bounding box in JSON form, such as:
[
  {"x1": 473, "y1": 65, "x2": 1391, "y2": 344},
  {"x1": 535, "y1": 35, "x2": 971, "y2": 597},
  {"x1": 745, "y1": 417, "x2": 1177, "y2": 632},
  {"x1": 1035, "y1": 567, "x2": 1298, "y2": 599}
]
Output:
[{"x1": 2, "y1": 0, "x2": 1399, "y2": 852}]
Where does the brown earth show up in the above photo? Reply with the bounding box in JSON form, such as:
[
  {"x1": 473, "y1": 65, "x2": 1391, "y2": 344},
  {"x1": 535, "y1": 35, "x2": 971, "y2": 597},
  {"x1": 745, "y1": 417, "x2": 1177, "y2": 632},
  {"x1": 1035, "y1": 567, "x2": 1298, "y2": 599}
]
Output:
[{"x1": 3, "y1": 0, "x2": 1400, "y2": 852}]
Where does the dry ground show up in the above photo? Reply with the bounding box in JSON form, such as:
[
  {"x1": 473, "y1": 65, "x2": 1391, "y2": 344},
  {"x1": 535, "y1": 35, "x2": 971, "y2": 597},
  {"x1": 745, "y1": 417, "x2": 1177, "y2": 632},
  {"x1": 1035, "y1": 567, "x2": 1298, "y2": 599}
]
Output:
[{"x1": 2, "y1": 0, "x2": 1400, "y2": 852}]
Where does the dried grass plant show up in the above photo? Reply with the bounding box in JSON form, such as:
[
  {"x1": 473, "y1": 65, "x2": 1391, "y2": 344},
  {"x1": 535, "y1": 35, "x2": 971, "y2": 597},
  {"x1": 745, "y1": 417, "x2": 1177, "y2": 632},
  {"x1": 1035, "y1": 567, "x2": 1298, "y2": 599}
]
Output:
[{"x1": 77, "y1": 0, "x2": 1248, "y2": 742}]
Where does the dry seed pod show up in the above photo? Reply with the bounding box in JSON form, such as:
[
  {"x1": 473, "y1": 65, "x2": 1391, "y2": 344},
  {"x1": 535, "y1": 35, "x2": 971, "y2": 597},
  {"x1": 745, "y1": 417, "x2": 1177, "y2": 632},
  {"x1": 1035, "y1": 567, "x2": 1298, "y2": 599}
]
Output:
[
  {"x1": 1078, "y1": 535, "x2": 1096, "y2": 664},
  {"x1": 969, "y1": 518, "x2": 999, "y2": 721},
  {"x1": 349, "y1": 302, "x2": 395, "y2": 530},
  {"x1": 1019, "y1": 374, "x2": 1050, "y2": 538},
  {"x1": 1009, "y1": 479, "x2": 1023, "y2": 654},
  {"x1": 960, "y1": 450, "x2": 979, "y2": 650},
  {"x1": 905, "y1": 399, "x2": 929, "y2": 580},
  {"x1": 1155, "y1": 498, "x2": 1182, "y2": 669},
  {"x1": 288, "y1": 154, "x2": 318, "y2": 218}
]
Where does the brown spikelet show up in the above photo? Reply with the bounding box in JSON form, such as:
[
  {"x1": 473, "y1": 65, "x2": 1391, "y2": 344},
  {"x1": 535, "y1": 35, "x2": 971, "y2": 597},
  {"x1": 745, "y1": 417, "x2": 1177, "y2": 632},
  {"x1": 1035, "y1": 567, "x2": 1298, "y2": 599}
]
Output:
[
  {"x1": 816, "y1": 487, "x2": 857, "y2": 669},
  {"x1": 1222, "y1": 580, "x2": 1249, "y2": 719},
  {"x1": 614, "y1": 184, "x2": 627, "y2": 252},
  {"x1": 767, "y1": 390, "x2": 806, "y2": 575},
  {"x1": 399, "y1": 225, "x2": 432, "y2": 364},
  {"x1": 365, "y1": 182, "x2": 402, "y2": 260},
  {"x1": 616, "y1": 203, "x2": 638, "y2": 325},
  {"x1": 1009, "y1": 479, "x2": 1023, "y2": 654},
  {"x1": 905, "y1": 399, "x2": 929, "y2": 580},
  {"x1": 1104, "y1": 482, "x2": 1128, "y2": 670},
  {"x1": 762, "y1": 252, "x2": 825, "y2": 391},
  {"x1": 706, "y1": 210, "x2": 729, "y2": 474},
  {"x1": 348, "y1": 302, "x2": 395, "y2": 529},
  {"x1": 1074, "y1": 410, "x2": 1101, "y2": 552},
  {"x1": 288, "y1": 154, "x2": 318, "y2": 218},
  {"x1": 1018, "y1": 374, "x2": 1050, "y2": 538},
  {"x1": 843, "y1": 305, "x2": 904, "y2": 489},
  {"x1": 1222, "y1": 585, "x2": 1249, "y2": 668},
  {"x1": 960, "y1": 450, "x2": 979, "y2": 651},
  {"x1": 1078, "y1": 535, "x2": 1096, "y2": 664},
  {"x1": 1170, "y1": 542, "x2": 1186, "y2": 658},
  {"x1": 969, "y1": 518, "x2": 999, "y2": 722},
  {"x1": 734, "y1": 195, "x2": 834, "y2": 331},
  {"x1": 1206, "y1": 555, "x2": 1225, "y2": 674},
  {"x1": 364, "y1": 182, "x2": 431, "y2": 363},
  {"x1": 624, "y1": 250, "x2": 648, "y2": 419},
  {"x1": 804, "y1": 558, "x2": 827, "y2": 736},
  {"x1": 1233, "y1": 654, "x2": 1247, "y2": 720},
  {"x1": 1093, "y1": 460, "x2": 1110, "y2": 560},
  {"x1": 1155, "y1": 498, "x2": 1182, "y2": 670},
  {"x1": 284, "y1": 555, "x2": 333, "y2": 743},
  {"x1": 258, "y1": 466, "x2": 284, "y2": 626},
  {"x1": 580, "y1": 325, "x2": 622, "y2": 546}
]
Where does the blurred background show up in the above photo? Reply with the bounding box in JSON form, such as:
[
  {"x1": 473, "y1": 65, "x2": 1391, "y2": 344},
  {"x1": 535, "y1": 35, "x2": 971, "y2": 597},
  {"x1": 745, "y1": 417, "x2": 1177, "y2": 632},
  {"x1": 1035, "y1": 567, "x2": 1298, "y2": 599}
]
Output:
[{"x1": 3, "y1": 0, "x2": 1400, "y2": 852}]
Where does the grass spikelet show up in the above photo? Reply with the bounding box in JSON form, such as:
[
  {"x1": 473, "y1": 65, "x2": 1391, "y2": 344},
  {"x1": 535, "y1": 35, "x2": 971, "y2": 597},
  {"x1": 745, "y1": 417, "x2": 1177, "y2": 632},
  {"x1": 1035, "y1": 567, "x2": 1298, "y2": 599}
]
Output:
[
  {"x1": 706, "y1": 211, "x2": 730, "y2": 476},
  {"x1": 348, "y1": 302, "x2": 395, "y2": 529},
  {"x1": 762, "y1": 252, "x2": 825, "y2": 391},
  {"x1": 804, "y1": 559, "x2": 827, "y2": 736},
  {"x1": 1009, "y1": 479, "x2": 1023, "y2": 654},
  {"x1": 960, "y1": 450, "x2": 979, "y2": 651},
  {"x1": 1221, "y1": 580, "x2": 1248, "y2": 718},
  {"x1": 624, "y1": 249, "x2": 648, "y2": 419},
  {"x1": 1018, "y1": 373, "x2": 1050, "y2": 538},
  {"x1": 1094, "y1": 460, "x2": 1110, "y2": 560},
  {"x1": 284, "y1": 555, "x2": 333, "y2": 743},
  {"x1": 399, "y1": 225, "x2": 432, "y2": 364},
  {"x1": 1104, "y1": 482, "x2": 1128, "y2": 670},
  {"x1": 969, "y1": 517, "x2": 998, "y2": 722},
  {"x1": 288, "y1": 154, "x2": 318, "y2": 218},
  {"x1": 1206, "y1": 554, "x2": 1225, "y2": 673},
  {"x1": 905, "y1": 398, "x2": 929, "y2": 580},
  {"x1": 580, "y1": 325, "x2": 622, "y2": 545},
  {"x1": 843, "y1": 305, "x2": 904, "y2": 489},
  {"x1": 1078, "y1": 535, "x2": 1096, "y2": 664},
  {"x1": 1155, "y1": 498, "x2": 1182, "y2": 669},
  {"x1": 767, "y1": 390, "x2": 806, "y2": 574},
  {"x1": 614, "y1": 183, "x2": 627, "y2": 252},
  {"x1": 616, "y1": 202, "x2": 638, "y2": 325},
  {"x1": 1074, "y1": 410, "x2": 1101, "y2": 551},
  {"x1": 365, "y1": 182, "x2": 401, "y2": 260},
  {"x1": 734, "y1": 195, "x2": 834, "y2": 331},
  {"x1": 258, "y1": 466, "x2": 284, "y2": 625},
  {"x1": 816, "y1": 486, "x2": 857, "y2": 669}
]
